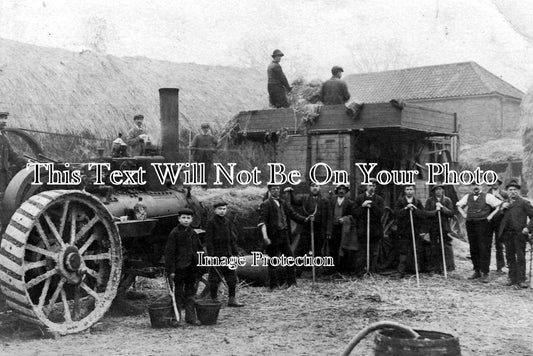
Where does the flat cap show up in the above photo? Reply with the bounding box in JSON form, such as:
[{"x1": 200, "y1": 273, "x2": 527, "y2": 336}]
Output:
[
  {"x1": 272, "y1": 49, "x2": 284, "y2": 57},
  {"x1": 133, "y1": 114, "x2": 144, "y2": 120},
  {"x1": 213, "y1": 200, "x2": 227, "y2": 208},
  {"x1": 178, "y1": 208, "x2": 194, "y2": 216},
  {"x1": 331, "y1": 66, "x2": 344, "y2": 74},
  {"x1": 0, "y1": 112, "x2": 9, "y2": 118},
  {"x1": 505, "y1": 180, "x2": 521, "y2": 190},
  {"x1": 334, "y1": 183, "x2": 350, "y2": 193},
  {"x1": 201, "y1": 123, "x2": 210, "y2": 129}
]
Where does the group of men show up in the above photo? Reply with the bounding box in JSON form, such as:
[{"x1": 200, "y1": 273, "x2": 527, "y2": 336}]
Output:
[
  {"x1": 258, "y1": 179, "x2": 533, "y2": 289},
  {"x1": 267, "y1": 49, "x2": 351, "y2": 108}
]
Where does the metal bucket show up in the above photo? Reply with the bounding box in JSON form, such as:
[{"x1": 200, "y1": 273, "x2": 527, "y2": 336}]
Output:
[
  {"x1": 341, "y1": 321, "x2": 461, "y2": 356},
  {"x1": 375, "y1": 328, "x2": 461, "y2": 356},
  {"x1": 148, "y1": 302, "x2": 174, "y2": 328},
  {"x1": 194, "y1": 301, "x2": 221, "y2": 325}
]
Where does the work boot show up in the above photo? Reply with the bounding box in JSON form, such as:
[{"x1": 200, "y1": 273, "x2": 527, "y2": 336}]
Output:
[
  {"x1": 228, "y1": 296, "x2": 244, "y2": 307},
  {"x1": 468, "y1": 271, "x2": 481, "y2": 280},
  {"x1": 481, "y1": 273, "x2": 489, "y2": 283},
  {"x1": 519, "y1": 281, "x2": 529, "y2": 289},
  {"x1": 185, "y1": 300, "x2": 201, "y2": 326}
]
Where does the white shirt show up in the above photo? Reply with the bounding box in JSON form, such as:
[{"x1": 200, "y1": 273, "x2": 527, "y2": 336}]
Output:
[
  {"x1": 456, "y1": 192, "x2": 501, "y2": 208},
  {"x1": 336, "y1": 197, "x2": 345, "y2": 206}
]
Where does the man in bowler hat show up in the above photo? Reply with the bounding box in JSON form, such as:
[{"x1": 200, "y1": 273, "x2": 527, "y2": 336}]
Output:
[{"x1": 267, "y1": 49, "x2": 292, "y2": 108}]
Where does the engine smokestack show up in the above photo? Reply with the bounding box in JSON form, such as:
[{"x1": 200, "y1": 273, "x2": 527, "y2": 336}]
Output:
[{"x1": 159, "y1": 88, "x2": 180, "y2": 163}]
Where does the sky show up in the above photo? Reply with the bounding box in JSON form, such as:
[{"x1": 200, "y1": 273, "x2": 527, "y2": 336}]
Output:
[{"x1": 0, "y1": 0, "x2": 532, "y2": 91}]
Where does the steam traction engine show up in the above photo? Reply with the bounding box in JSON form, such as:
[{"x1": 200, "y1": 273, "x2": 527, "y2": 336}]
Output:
[{"x1": 0, "y1": 88, "x2": 203, "y2": 334}]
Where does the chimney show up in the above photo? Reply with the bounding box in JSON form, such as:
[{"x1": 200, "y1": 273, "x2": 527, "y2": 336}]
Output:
[{"x1": 159, "y1": 88, "x2": 180, "y2": 163}]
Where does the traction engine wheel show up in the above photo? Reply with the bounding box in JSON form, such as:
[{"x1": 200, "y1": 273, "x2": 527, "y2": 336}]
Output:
[{"x1": 0, "y1": 190, "x2": 122, "y2": 334}]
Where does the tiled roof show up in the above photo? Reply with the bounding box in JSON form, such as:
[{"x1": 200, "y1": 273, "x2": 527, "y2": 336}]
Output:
[{"x1": 344, "y1": 62, "x2": 524, "y2": 103}]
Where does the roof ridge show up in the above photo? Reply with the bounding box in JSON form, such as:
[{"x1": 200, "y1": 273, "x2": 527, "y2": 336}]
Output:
[
  {"x1": 348, "y1": 61, "x2": 474, "y2": 76},
  {"x1": 468, "y1": 62, "x2": 524, "y2": 97}
]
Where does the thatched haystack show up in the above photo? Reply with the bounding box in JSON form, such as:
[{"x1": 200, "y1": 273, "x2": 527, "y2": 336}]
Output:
[
  {"x1": 521, "y1": 85, "x2": 533, "y2": 198},
  {"x1": 0, "y1": 38, "x2": 268, "y2": 144},
  {"x1": 459, "y1": 137, "x2": 522, "y2": 169}
]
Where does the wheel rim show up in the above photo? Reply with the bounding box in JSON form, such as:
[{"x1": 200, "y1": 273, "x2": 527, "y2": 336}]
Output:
[{"x1": 0, "y1": 190, "x2": 122, "y2": 334}]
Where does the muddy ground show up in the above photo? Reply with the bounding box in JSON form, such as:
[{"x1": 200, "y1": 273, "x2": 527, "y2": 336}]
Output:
[{"x1": 1, "y1": 239, "x2": 532, "y2": 356}]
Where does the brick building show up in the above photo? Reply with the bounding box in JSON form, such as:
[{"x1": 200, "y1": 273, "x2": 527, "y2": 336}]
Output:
[{"x1": 344, "y1": 62, "x2": 524, "y2": 145}]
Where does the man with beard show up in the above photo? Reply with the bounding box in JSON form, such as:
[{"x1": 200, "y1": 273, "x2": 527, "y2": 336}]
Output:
[
  {"x1": 498, "y1": 181, "x2": 533, "y2": 288},
  {"x1": 425, "y1": 184, "x2": 455, "y2": 273},
  {"x1": 393, "y1": 185, "x2": 425, "y2": 277},
  {"x1": 353, "y1": 179, "x2": 385, "y2": 274},
  {"x1": 295, "y1": 182, "x2": 331, "y2": 265},
  {"x1": 457, "y1": 184, "x2": 502, "y2": 283},
  {"x1": 258, "y1": 185, "x2": 310, "y2": 289}
]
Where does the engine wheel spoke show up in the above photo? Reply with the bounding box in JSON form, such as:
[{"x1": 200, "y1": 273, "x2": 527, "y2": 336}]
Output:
[
  {"x1": 26, "y1": 244, "x2": 57, "y2": 259},
  {"x1": 80, "y1": 282, "x2": 101, "y2": 301},
  {"x1": 85, "y1": 266, "x2": 100, "y2": 281},
  {"x1": 46, "y1": 278, "x2": 66, "y2": 315},
  {"x1": 75, "y1": 216, "x2": 99, "y2": 244},
  {"x1": 43, "y1": 212, "x2": 65, "y2": 247},
  {"x1": 34, "y1": 220, "x2": 51, "y2": 250},
  {"x1": 58, "y1": 200, "x2": 70, "y2": 238},
  {"x1": 26, "y1": 269, "x2": 57, "y2": 289},
  {"x1": 23, "y1": 259, "x2": 49, "y2": 272},
  {"x1": 37, "y1": 278, "x2": 51, "y2": 309},
  {"x1": 78, "y1": 232, "x2": 99, "y2": 255},
  {"x1": 60, "y1": 289, "x2": 72, "y2": 323},
  {"x1": 82, "y1": 252, "x2": 111, "y2": 261},
  {"x1": 73, "y1": 286, "x2": 81, "y2": 321},
  {"x1": 69, "y1": 207, "x2": 77, "y2": 245}
]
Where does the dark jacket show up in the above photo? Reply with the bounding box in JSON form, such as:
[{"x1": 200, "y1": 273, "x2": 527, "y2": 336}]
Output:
[
  {"x1": 353, "y1": 193, "x2": 385, "y2": 239},
  {"x1": 190, "y1": 133, "x2": 217, "y2": 162},
  {"x1": 498, "y1": 197, "x2": 533, "y2": 237},
  {"x1": 330, "y1": 196, "x2": 355, "y2": 225},
  {"x1": 297, "y1": 194, "x2": 332, "y2": 237},
  {"x1": 321, "y1": 77, "x2": 351, "y2": 105},
  {"x1": 259, "y1": 197, "x2": 307, "y2": 244},
  {"x1": 425, "y1": 195, "x2": 454, "y2": 232},
  {"x1": 394, "y1": 196, "x2": 425, "y2": 237},
  {"x1": 165, "y1": 224, "x2": 202, "y2": 274},
  {"x1": 205, "y1": 215, "x2": 238, "y2": 257},
  {"x1": 267, "y1": 61, "x2": 291, "y2": 90},
  {"x1": 0, "y1": 133, "x2": 27, "y2": 190}
]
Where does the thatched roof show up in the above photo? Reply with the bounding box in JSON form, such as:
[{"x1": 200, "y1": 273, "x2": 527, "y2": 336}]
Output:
[
  {"x1": 459, "y1": 137, "x2": 522, "y2": 168},
  {"x1": 0, "y1": 38, "x2": 268, "y2": 142}
]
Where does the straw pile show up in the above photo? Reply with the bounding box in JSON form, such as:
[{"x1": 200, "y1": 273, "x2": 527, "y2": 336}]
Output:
[
  {"x1": 521, "y1": 85, "x2": 533, "y2": 198},
  {"x1": 0, "y1": 38, "x2": 268, "y2": 144},
  {"x1": 459, "y1": 137, "x2": 522, "y2": 168}
]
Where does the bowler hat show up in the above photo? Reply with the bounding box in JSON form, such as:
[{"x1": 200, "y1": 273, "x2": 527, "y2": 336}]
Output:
[
  {"x1": 133, "y1": 114, "x2": 144, "y2": 121},
  {"x1": 0, "y1": 112, "x2": 9, "y2": 118},
  {"x1": 178, "y1": 208, "x2": 194, "y2": 216},
  {"x1": 334, "y1": 183, "x2": 350, "y2": 193},
  {"x1": 431, "y1": 183, "x2": 445, "y2": 191},
  {"x1": 201, "y1": 123, "x2": 210, "y2": 129},
  {"x1": 505, "y1": 180, "x2": 521, "y2": 190},
  {"x1": 331, "y1": 66, "x2": 344, "y2": 74},
  {"x1": 271, "y1": 49, "x2": 284, "y2": 58},
  {"x1": 213, "y1": 200, "x2": 227, "y2": 208}
]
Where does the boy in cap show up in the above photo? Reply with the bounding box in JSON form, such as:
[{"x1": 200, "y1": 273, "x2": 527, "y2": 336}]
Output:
[
  {"x1": 0, "y1": 112, "x2": 28, "y2": 192},
  {"x1": 498, "y1": 180, "x2": 533, "y2": 288},
  {"x1": 165, "y1": 208, "x2": 203, "y2": 325},
  {"x1": 190, "y1": 123, "x2": 218, "y2": 188},
  {"x1": 205, "y1": 200, "x2": 244, "y2": 307},
  {"x1": 267, "y1": 49, "x2": 291, "y2": 108},
  {"x1": 321, "y1": 66, "x2": 351, "y2": 105},
  {"x1": 425, "y1": 184, "x2": 455, "y2": 273}
]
